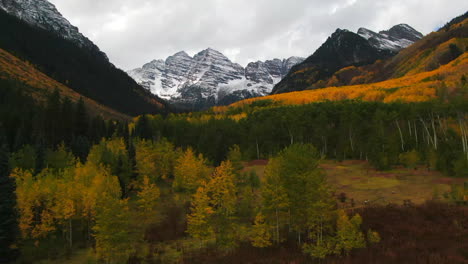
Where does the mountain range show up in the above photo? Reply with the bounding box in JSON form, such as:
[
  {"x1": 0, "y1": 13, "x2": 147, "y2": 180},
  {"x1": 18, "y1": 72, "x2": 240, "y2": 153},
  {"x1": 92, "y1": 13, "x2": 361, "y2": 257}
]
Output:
[
  {"x1": 128, "y1": 50, "x2": 304, "y2": 110},
  {"x1": 129, "y1": 24, "x2": 423, "y2": 108}
]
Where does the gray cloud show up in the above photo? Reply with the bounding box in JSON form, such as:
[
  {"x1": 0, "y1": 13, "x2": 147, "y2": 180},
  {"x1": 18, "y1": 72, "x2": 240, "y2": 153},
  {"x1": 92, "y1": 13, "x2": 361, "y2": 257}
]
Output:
[{"x1": 49, "y1": 0, "x2": 468, "y2": 70}]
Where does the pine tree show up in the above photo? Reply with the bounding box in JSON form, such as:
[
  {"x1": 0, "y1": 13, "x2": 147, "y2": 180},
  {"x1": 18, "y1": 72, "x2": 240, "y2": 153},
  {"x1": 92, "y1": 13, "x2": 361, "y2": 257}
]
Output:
[
  {"x1": 74, "y1": 97, "x2": 88, "y2": 138},
  {"x1": 0, "y1": 139, "x2": 18, "y2": 262}
]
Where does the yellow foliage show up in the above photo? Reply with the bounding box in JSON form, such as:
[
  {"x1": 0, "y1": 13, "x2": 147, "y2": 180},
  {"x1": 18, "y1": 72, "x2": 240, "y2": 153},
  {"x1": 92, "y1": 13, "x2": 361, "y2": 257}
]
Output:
[
  {"x1": 173, "y1": 148, "x2": 210, "y2": 192},
  {"x1": 230, "y1": 52, "x2": 468, "y2": 108}
]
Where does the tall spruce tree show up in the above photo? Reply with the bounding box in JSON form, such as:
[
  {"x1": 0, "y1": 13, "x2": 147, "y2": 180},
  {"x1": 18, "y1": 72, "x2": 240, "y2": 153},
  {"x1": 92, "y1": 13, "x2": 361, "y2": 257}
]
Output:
[{"x1": 0, "y1": 128, "x2": 18, "y2": 262}]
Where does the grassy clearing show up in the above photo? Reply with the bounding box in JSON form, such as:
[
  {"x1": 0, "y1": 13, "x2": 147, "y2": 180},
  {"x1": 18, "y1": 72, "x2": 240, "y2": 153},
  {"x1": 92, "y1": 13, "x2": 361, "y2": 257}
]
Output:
[{"x1": 242, "y1": 159, "x2": 466, "y2": 207}]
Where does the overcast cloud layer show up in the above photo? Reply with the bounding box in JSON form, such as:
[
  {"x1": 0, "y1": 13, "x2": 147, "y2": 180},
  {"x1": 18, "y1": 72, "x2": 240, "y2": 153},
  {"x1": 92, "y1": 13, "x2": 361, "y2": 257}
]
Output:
[{"x1": 49, "y1": 0, "x2": 468, "y2": 70}]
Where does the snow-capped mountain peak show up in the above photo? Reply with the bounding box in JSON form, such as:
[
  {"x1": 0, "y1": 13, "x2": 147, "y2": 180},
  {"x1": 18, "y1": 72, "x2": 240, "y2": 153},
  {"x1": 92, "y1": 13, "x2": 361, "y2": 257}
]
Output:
[
  {"x1": 0, "y1": 0, "x2": 103, "y2": 55},
  {"x1": 128, "y1": 49, "x2": 304, "y2": 109},
  {"x1": 357, "y1": 24, "x2": 423, "y2": 52}
]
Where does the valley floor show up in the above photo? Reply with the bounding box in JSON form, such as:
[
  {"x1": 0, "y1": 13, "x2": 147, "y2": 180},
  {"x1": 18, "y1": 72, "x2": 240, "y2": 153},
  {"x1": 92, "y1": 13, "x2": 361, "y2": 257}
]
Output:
[{"x1": 243, "y1": 159, "x2": 464, "y2": 207}]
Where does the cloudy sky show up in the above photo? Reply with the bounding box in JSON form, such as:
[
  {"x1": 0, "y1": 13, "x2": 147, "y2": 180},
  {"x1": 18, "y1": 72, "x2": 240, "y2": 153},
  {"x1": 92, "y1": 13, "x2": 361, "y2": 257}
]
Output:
[{"x1": 49, "y1": 0, "x2": 467, "y2": 70}]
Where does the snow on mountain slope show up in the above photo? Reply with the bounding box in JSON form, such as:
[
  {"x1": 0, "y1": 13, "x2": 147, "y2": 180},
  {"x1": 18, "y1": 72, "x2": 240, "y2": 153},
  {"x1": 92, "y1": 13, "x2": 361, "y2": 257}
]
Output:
[
  {"x1": 127, "y1": 49, "x2": 304, "y2": 109},
  {"x1": 358, "y1": 24, "x2": 423, "y2": 52}
]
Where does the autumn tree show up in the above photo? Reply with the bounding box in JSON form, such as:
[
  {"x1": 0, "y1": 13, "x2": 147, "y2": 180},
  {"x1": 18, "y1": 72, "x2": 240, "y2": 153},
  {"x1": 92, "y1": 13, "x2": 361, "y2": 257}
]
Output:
[
  {"x1": 399, "y1": 149, "x2": 420, "y2": 169},
  {"x1": 187, "y1": 186, "x2": 215, "y2": 247},
  {"x1": 135, "y1": 139, "x2": 177, "y2": 183},
  {"x1": 134, "y1": 175, "x2": 161, "y2": 235},
  {"x1": 334, "y1": 210, "x2": 366, "y2": 255},
  {"x1": 187, "y1": 161, "x2": 239, "y2": 249},
  {"x1": 250, "y1": 212, "x2": 272, "y2": 248},
  {"x1": 262, "y1": 144, "x2": 334, "y2": 245},
  {"x1": 261, "y1": 157, "x2": 289, "y2": 244},
  {"x1": 173, "y1": 147, "x2": 210, "y2": 193}
]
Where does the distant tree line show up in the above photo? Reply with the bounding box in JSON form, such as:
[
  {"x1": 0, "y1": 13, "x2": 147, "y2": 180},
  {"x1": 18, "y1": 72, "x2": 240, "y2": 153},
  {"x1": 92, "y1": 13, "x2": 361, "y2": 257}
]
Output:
[{"x1": 134, "y1": 100, "x2": 468, "y2": 177}]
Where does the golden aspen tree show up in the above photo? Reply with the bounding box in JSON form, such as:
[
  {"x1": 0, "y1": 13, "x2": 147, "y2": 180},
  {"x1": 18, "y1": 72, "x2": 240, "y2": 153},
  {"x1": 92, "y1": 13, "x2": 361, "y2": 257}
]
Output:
[
  {"x1": 9, "y1": 169, "x2": 35, "y2": 238},
  {"x1": 187, "y1": 185, "x2": 215, "y2": 246},
  {"x1": 173, "y1": 148, "x2": 210, "y2": 193},
  {"x1": 334, "y1": 210, "x2": 366, "y2": 255},
  {"x1": 250, "y1": 212, "x2": 272, "y2": 248},
  {"x1": 135, "y1": 139, "x2": 177, "y2": 182},
  {"x1": 136, "y1": 175, "x2": 161, "y2": 227},
  {"x1": 261, "y1": 157, "x2": 289, "y2": 244},
  {"x1": 206, "y1": 161, "x2": 237, "y2": 216},
  {"x1": 52, "y1": 168, "x2": 79, "y2": 249}
]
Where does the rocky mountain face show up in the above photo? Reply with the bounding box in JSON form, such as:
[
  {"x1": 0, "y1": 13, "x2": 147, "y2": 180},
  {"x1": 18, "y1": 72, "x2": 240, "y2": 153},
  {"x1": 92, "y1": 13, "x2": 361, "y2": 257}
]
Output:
[
  {"x1": 0, "y1": 0, "x2": 104, "y2": 57},
  {"x1": 272, "y1": 24, "x2": 423, "y2": 94},
  {"x1": 358, "y1": 24, "x2": 423, "y2": 52},
  {"x1": 128, "y1": 49, "x2": 304, "y2": 109}
]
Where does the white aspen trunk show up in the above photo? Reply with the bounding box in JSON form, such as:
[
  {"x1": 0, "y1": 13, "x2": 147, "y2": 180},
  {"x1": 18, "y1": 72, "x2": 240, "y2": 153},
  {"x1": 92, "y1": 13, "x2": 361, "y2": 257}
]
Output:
[
  {"x1": 414, "y1": 121, "x2": 419, "y2": 146},
  {"x1": 437, "y1": 115, "x2": 447, "y2": 141},
  {"x1": 420, "y1": 117, "x2": 435, "y2": 148},
  {"x1": 395, "y1": 120, "x2": 405, "y2": 151},
  {"x1": 458, "y1": 115, "x2": 468, "y2": 160},
  {"x1": 289, "y1": 129, "x2": 294, "y2": 145},
  {"x1": 431, "y1": 115, "x2": 438, "y2": 150}
]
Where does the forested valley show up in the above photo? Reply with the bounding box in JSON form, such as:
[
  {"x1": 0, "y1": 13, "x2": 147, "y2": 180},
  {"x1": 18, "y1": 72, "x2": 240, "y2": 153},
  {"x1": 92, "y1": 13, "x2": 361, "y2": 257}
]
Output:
[
  {"x1": 0, "y1": 5, "x2": 467, "y2": 263},
  {"x1": 1, "y1": 77, "x2": 468, "y2": 263}
]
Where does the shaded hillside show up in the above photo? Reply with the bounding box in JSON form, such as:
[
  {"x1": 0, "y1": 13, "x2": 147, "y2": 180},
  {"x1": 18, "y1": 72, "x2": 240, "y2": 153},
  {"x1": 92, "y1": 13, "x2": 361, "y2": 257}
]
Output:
[
  {"x1": 0, "y1": 48, "x2": 129, "y2": 121},
  {"x1": 0, "y1": 9, "x2": 167, "y2": 116},
  {"x1": 272, "y1": 29, "x2": 394, "y2": 94}
]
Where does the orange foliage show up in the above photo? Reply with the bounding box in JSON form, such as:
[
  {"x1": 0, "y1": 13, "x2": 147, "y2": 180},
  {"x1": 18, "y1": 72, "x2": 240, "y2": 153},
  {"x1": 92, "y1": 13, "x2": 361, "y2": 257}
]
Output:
[
  {"x1": 231, "y1": 52, "x2": 468, "y2": 107},
  {"x1": 0, "y1": 48, "x2": 130, "y2": 120}
]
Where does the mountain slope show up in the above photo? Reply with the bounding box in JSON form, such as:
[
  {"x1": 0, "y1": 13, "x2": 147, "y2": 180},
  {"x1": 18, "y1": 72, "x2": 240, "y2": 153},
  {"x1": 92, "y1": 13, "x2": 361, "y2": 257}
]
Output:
[
  {"x1": 231, "y1": 51, "x2": 468, "y2": 108},
  {"x1": 272, "y1": 24, "x2": 423, "y2": 94},
  {"x1": 128, "y1": 49, "x2": 304, "y2": 110},
  {"x1": 0, "y1": 47, "x2": 129, "y2": 120},
  {"x1": 0, "y1": 2, "x2": 167, "y2": 116},
  {"x1": 229, "y1": 15, "x2": 468, "y2": 108},
  {"x1": 320, "y1": 13, "x2": 468, "y2": 88}
]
